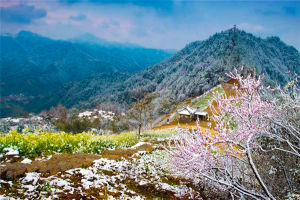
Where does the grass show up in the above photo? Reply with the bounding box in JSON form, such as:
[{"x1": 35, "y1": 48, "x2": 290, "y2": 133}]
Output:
[
  {"x1": 155, "y1": 81, "x2": 240, "y2": 130},
  {"x1": 155, "y1": 85, "x2": 225, "y2": 129},
  {"x1": 141, "y1": 129, "x2": 177, "y2": 139},
  {"x1": 0, "y1": 129, "x2": 177, "y2": 158},
  {"x1": 190, "y1": 85, "x2": 225, "y2": 110}
]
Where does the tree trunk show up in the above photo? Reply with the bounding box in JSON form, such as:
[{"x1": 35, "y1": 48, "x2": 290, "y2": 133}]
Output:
[
  {"x1": 246, "y1": 142, "x2": 276, "y2": 200},
  {"x1": 138, "y1": 123, "x2": 142, "y2": 138}
]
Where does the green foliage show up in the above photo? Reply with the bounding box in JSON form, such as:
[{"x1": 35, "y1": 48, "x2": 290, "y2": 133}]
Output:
[
  {"x1": 140, "y1": 129, "x2": 177, "y2": 139},
  {"x1": 37, "y1": 183, "x2": 52, "y2": 194},
  {"x1": 107, "y1": 119, "x2": 130, "y2": 134},
  {"x1": 54, "y1": 118, "x2": 93, "y2": 134},
  {"x1": 190, "y1": 86, "x2": 225, "y2": 110}
]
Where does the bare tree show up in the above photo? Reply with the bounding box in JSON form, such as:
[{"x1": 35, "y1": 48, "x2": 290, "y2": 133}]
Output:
[{"x1": 130, "y1": 89, "x2": 155, "y2": 138}]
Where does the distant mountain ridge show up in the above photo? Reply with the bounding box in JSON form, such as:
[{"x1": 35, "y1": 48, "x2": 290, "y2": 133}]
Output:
[
  {"x1": 48, "y1": 28, "x2": 300, "y2": 114},
  {"x1": 1, "y1": 28, "x2": 299, "y2": 117},
  {"x1": 70, "y1": 33, "x2": 141, "y2": 48},
  {"x1": 0, "y1": 31, "x2": 174, "y2": 117}
]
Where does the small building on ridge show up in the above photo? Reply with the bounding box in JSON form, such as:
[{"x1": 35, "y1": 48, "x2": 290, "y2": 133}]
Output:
[{"x1": 177, "y1": 106, "x2": 208, "y2": 121}]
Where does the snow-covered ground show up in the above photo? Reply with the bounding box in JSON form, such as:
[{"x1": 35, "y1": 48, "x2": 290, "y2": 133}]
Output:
[
  {"x1": 0, "y1": 149, "x2": 202, "y2": 199},
  {"x1": 0, "y1": 116, "x2": 55, "y2": 133},
  {"x1": 78, "y1": 109, "x2": 115, "y2": 120}
]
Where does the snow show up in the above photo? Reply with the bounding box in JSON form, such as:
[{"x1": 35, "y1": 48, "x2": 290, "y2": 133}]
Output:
[
  {"x1": 21, "y1": 158, "x2": 32, "y2": 164},
  {"x1": 130, "y1": 142, "x2": 151, "y2": 149},
  {"x1": 35, "y1": 155, "x2": 52, "y2": 161},
  {"x1": 78, "y1": 111, "x2": 93, "y2": 118},
  {"x1": 21, "y1": 173, "x2": 41, "y2": 193},
  {"x1": 11, "y1": 118, "x2": 22, "y2": 123},
  {"x1": 22, "y1": 184, "x2": 37, "y2": 192},
  {"x1": 3, "y1": 147, "x2": 19, "y2": 155},
  {"x1": 78, "y1": 109, "x2": 115, "y2": 120},
  {"x1": 3, "y1": 146, "x2": 202, "y2": 199},
  {"x1": 139, "y1": 180, "x2": 148, "y2": 185},
  {"x1": 0, "y1": 180, "x2": 12, "y2": 187},
  {"x1": 0, "y1": 195, "x2": 17, "y2": 200},
  {"x1": 30, "y1": 116, "x2": 42, "y2": 121},
  {"x1": 22, "y1": 172, "x2": 40, "y2": 185},
  {"x1": 49, "y1": 178, "x2": 71, "y2": 188}
]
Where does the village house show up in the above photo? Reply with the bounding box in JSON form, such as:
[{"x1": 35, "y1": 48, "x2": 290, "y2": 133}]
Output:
[{"x1": 177, "y1": 106, "x2": 208, "y2": 122}]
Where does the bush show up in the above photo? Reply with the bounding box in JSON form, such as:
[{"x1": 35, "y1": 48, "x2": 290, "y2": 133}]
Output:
[{"x1": 54, "y1": 118, "x2": 93, "y2": 134}]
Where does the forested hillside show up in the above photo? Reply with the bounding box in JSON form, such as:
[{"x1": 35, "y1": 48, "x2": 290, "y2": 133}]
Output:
[
  {"x1": 49, "y1": 28, "x2": 300, "y2": 113},
  {"x1": 1, "y1": 28, "x2": 299, "y2": 117},
  {"x1": 0, "y1": 31, "x2": 174, "y2": 117}
]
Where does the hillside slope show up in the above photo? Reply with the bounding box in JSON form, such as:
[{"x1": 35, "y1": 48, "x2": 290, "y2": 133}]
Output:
[
  {"x1": 52, "y1": 28, "x2": 300, "y2": 112},
  {"x1": 2, "y1": 28, "x2": 299, "y2": 117},
  {"x1": 0, "y1": 32, "x2": 174, "y2": 117}
]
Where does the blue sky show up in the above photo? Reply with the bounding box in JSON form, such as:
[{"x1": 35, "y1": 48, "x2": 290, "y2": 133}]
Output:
[{"x1": 1, "y1": 0, "x2": 300, "y2": 50}]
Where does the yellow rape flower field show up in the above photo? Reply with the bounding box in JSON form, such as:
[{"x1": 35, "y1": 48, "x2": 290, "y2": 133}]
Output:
[{"x1": 0, "y1": 129, "x2": 176, "y2": 158}]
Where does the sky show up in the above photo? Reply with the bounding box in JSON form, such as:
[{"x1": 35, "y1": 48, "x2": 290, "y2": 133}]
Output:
[{"x1": 1, "y1": 0, "x2": 300, "y2": 50}]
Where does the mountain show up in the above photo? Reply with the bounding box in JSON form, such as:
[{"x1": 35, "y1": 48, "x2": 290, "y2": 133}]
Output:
[
  {"x1": 47, "y1": 28, "x2": 300, "y2": 114},
  {"x1": 2, "y1": 28, "x2": 299, "y2": 117},
  {"x1": 70, "y1": 33, "x2": 140, "y2": 48},
  {"x1": 0, "y1": 31, "x2": 174, "y2": 117}
]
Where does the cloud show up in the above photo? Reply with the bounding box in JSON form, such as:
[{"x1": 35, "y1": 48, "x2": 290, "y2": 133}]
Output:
[
  {"x1": 1, "y1": 1, "x2": 299, "y2": 50},
  {"x1": 69, "y1": 13, "x2": 87, "y2": 21},
  {"x1": 1, "y1": 4, "x2": 47, "y2": 24},
  {"x1": 238, "y1": 23, "x2": 264, "y2": 32},
  {"x1": 100, "y1": 20, "x2": 120, "y2": 29}
]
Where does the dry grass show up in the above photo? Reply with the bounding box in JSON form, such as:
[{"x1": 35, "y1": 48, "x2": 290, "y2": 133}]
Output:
[{"x1": 155, "y1": 79, "x2": 239, "y2": 131}]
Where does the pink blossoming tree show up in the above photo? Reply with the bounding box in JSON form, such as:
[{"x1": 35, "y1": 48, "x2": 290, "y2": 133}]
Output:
[{"x1": 168, "y1": 67, "x2": 299, "y2": 199}]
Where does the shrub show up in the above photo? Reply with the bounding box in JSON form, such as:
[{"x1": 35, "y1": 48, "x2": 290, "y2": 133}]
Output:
[{"x1": 54, "y1": 118, "x2": 93, "y2": 134}]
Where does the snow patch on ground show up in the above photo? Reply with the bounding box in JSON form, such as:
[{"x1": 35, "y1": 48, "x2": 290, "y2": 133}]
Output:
[
  {"x1": 35, "y1": 155, "x2": 52, "y2": 161},
  {"x1": 0, "y1": 195, "x2": 17, "y2": 200},
  {"x1": 3, "y1": 148, "x2": 19, "y2": 156},
  {"x1": 130, "y1": 142, "x2": 151, "y2": 149},
  {"x1": 21, "y1": 158, "x2": 32, "y2": 164},
  {"x1": 22, "y1": 172, "x2": 40, "y2": 185}
]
